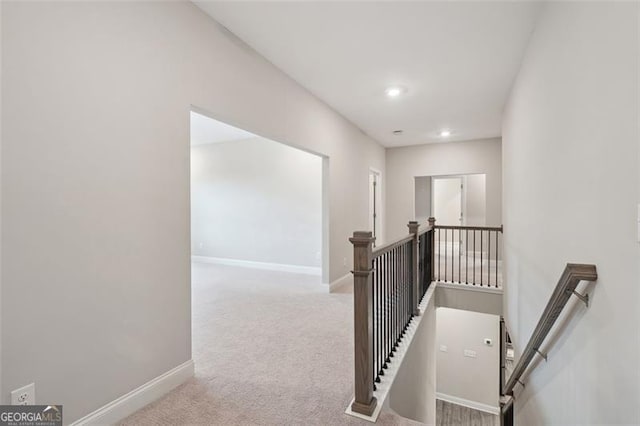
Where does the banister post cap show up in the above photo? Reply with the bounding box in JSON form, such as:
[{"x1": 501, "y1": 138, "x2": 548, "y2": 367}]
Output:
[
  {"x1": 428, "y1": 217, "x2": 436, "y2": 226},
  {"x1": 408, "y1": 221, "x2": 419, "y2": 233},
  {"x1": 350, "y1": 231, "x2": 375, "y2": 245}
]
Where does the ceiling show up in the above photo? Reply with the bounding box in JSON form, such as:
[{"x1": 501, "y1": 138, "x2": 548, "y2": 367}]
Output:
[
  {"x1": 194, "y1": 1, "x2": 541, "y2": 147},
  {"x1": 191, "y1": 111, "x2": 256, "y2": 146}
]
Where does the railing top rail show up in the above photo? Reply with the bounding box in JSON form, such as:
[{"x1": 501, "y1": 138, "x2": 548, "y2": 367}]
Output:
[
  {"x1": 417, "y1": 224, "x2": 434, "y2": 236},
  {"x1": 503, "y1": 263, "x2": 597, "y2": 396},
  {"x1": 372, "y1": 234, "x2": 413, "y2": 258},
  {"x1": 434, "y1": 224, "x2": 503, "y2": 232}
]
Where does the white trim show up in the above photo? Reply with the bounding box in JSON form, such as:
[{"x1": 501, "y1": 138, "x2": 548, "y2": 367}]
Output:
[
  {"x1": 345, "y1": 284, "x2": 437, "y2": 422},
  {"x1": 436, "y1": 280, "x2": 503, "y2": 294},
  {"x1": 329, "y1": 273, "x2": 352, "y2": 293},
  {"x1": 192, "y1": 255, "x2": 321, "y2": 276},
  {"x1": 71, "y1": 360, "x2": 194, "y2": 425},
  {"x1": 436, "y1": 392, "x2": 500, "y2": 415}
]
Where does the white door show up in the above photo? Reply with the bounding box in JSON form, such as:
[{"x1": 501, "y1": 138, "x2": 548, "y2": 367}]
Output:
[
  {"x1": 432, "y1": 177, "x2": 463, "y2": 226},
  {"x1": 433, "y1": 177, "x2": 463, "y2": 255}
]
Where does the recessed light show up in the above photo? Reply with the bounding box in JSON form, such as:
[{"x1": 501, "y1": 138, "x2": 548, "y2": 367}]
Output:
[
  {"x1": 393, "y1": 130, "x2": 403, "y2": 135},
  {"x1": 385, "y1": 86, "x2": 405, "y2": 98},
  {"x1": 440, "y1": 130, "x2": 451, "y2": 137}
]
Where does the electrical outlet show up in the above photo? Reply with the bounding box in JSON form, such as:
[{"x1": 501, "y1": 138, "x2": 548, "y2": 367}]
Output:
[{"x1": 11, "y1": 383, "x2": 35, "y2": 405}]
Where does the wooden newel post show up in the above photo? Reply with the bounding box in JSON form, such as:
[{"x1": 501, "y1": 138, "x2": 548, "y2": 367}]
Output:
[
  {"x1": 349, "y1": 231, "x2": 377, "y2": 416},
  {"x1": 428, "y1": 217, "x2": 436, "y2": 283},
  {"x1": 408, "y1": 221, "x2": 420, "y2": 316}
]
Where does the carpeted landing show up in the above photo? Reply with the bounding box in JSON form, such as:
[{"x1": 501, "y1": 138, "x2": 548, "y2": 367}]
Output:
[{"x1": 120, "y1": 263, "x2": 422, "y2": 425}]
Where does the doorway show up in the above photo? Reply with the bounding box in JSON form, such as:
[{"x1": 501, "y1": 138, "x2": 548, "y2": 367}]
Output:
[
  {"x1": 190, "y1": 109, "x2": 329, "y2": 284},
  {"x1": 414, "y1": 174, "x2": 487, "y2": 228}
]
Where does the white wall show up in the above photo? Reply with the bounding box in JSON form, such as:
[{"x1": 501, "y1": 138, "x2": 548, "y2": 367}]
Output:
[
  {"x1": 502, "y1": 2, "x2": 640, "y2": 424},
  {"x1": 191, "y1": 137, "x2": 322, "y2": 269},
  {"x1": 0, "y1": 0, "x2": 3, "y2": 398},
  {"x1": 386, "y1": 138, "x2": 501, "y2": 241},
  {"x1": 463, "y1": 174, "x2": 486, "y2": 227},
  {"x1": 387, "y1": 289, "x2": 436, "y2": 424},
  {"x1": 1, "y1": 1, "x2": 385, "y2": 422},
  {"x1": 414, "y1": 176, "x2": 431, "y2": 224},
  {"x1": 436, "y1": 307, "x2": 499, "y2": 412}
]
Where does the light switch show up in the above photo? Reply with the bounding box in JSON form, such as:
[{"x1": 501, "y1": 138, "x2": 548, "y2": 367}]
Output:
[
  {"x1": 440, "y1": 345, "x2": 448, "y2": 352},
  {"x1": 464, "y1": 349, "x2": 477, "y2": 358}
]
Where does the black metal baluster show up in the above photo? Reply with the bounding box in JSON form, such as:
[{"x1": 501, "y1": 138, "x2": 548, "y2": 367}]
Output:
[
  {"x1": 380, "y1": 255, "x2": 387, "y2": 368},
  {"x1": 481, "y1": 230, "x2": 484, "y2": 286},
  {"x1": 405, "y1": 242, "x2": 414, "y2": 328},
  {"x1": 466, "y1": 229, "x2": 469, "y2": 284},
  {"x1": 388, "y1": 250, "x2": 392, "y2": 360},
  {"x1": 438, "y1": 228, "x2": 441, "y2": 282},
  {"x1": 389, "y1": 249, "x2": 394, "y2": 357},
  {"x1": 384, "y1": 252, "x2": 389, "y2": 367},
  {"x1": 450, "y1": 228, "x2": 454, "y2": 282},
  {"x1": 378, "y1": 257, "x2": 381, "y2": 374},
  {"x1": 496, "y1": 231, "x2": 499, "y2": 288},
  {"x1": 404, "y1": 243, "x2": 408, "y2": 330},
  {"x1": 473, "y1": 230, "x2": 476, "y2": 285},
  {"x1": 397, "y1": 246, "x2": 401, "y2": 342},
  {"x1": 404, "y1": 242, "x2": 413, "y2": 328},
  {"x1": 372, "y1": 258, "x2": 376, "y2": 390},
  {"x1": 488, "y1": 231, "x2": 491, "y2": 289},
  {"x1": 396, "y1": 247, "x2": 399, "y2": 343},
  {"x1": 379, "y1": 255, "x2": 387, "y2": 369},
  {"x1": 400, "y1": 245, "x2": 404, "y2": 337},
  {"x1": 421, "y1": 233, "x2": 425, "y2": 295},
  {"x1": 394, "y1": 247, "x2": 399, "y2": 346},
  {"x1": 392, "y1": 247, "x2": 396, "y2": 349},
  {"x1": 374, "y1": 257, "x2": 382, "y2": 383},
  {"x1": 458, "y1": 229, "x2": 461, "y2": 283},
  {"x1": 377, "y1": 258, "x2": 380, "y2": 385},
  {"x1": 405, "y1": 243, "x2": 409, "y2": 329},
  {"x1": 401, "y1": 244, "x2": 404, "y2": 334},
  {"x1": 372, "y1": 259, "x2": 376, "y2": 386},
  {"x1": 444, "y1": 229, "x2": 447, "y2": 282},
  {"x1": 387, "y1": 251, "x2": 392, "y2": 360},
  {"x1": 451, "y1": 228, "x2": 454, "y2": 282}
]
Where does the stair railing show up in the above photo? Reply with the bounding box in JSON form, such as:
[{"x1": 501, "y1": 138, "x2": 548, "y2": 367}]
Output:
[
  {"x1": 501, "y1": 263, "x2": 598, "y2": 412},
  {"x1": 433, "y1": 223, "x2": 503, "y2": 288},
  {"x1": 348, "y1": 219, "x2": 434, "y2": 416}
]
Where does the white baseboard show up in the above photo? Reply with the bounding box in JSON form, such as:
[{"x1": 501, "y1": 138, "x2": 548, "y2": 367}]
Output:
[
  {"x1": 71, "y1": 360, "x2": 194, "y2": 425},
  {"x1": 192, "y1": 255, "x2": 321, "y2": 276},
  {"x1": 436, "y1": 392, "x2": 499, "y2": 415},
  {"x1": 436, "y1": 281, "x2": 503, "y2": 294},
  {"x1": 329, "y1": 273, "x2": 352, "y2": 293}
]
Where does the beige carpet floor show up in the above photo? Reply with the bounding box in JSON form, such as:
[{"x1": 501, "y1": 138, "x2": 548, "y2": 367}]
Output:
[{"x1": 121, "y1": 263, "x2": 422, "y2": 425}]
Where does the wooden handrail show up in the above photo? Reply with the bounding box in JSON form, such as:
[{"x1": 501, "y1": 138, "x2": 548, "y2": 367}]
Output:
[
  {"x1": 372, "y1": 234, "x2": 414, "y2": 258},
  {"x1": 434, "y1": 224, "x2": 503, "y2": 232},
  {"x1": 417, "y1": 224, "x2": 434, "y2": 236},
  {"x1": 503, "y1": 263, "x2": 597, "y2": 397}
]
